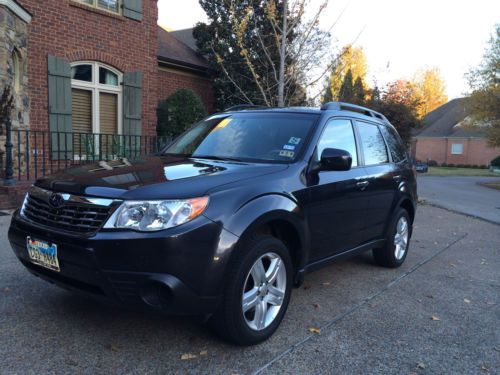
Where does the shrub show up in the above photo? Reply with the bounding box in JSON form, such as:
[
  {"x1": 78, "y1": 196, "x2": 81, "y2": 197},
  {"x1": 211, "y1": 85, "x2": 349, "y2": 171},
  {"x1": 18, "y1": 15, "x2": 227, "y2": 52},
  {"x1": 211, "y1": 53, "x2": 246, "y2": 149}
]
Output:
[
  {"x1": 157, "y1": 89, "x2": 207, "y2": 138},
  {"x1": 427, "y1": 160, "x2": 438, "y2": 167},
  {"x1": 480, "y1": 165, "x2": 488, "y2": 169},
  {"x1": 441, "y1": 163, "x2": 448, "y2": 167},
  {"x1": 491, "y1": 156, "x2": 500, "y2": 168},
  {"x1": 447, "y1": 163, "x2": 455, "y2": 168}
]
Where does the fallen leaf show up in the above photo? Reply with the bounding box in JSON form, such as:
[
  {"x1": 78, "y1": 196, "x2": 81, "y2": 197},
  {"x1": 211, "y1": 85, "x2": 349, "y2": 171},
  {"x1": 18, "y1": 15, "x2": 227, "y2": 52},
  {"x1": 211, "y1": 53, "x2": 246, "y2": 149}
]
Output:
[
  {"x1": 66, "y1": 359, "x2": 78, "y2": 366},
  {"x1": 425, "y1": 294, "x2": 433, "y2": 299},
  {"x1": 322, "y1": 282, "x2": 331, "y2": 286},
  {"x1": 450, "y1": 263, "x2": 457, "y2": 268},
  {"x1": 308, "y1": 327, "x2": 321, "y2": 334},
  {"x1": 312, "y1": 303, "x2": 320, "y2": 309},
  {"x1": 199, "y1": 350, "x2": 208, "y2": 356},
  {"x1": 180, "y1": 353, "x2": 197, "y2": 360},
  {"x1": 108, "y1": 344, "x2": 120, "y2": 352},
  {"x1": 416, "y1": 362, "x2": 426, "y2": 369},
  {"x1": 481, "y1": 365, "x2": 490, "y2": 373},
  {"x1": 303, "y1": 285, "x2": 311, "y2": 290},
  {"x1": 494, "y1": 347, "x2": 500, "y2": 352},
  {"x1": 3, "y1": 287, "x2": 11, "y2": 293},
  {"x1": 369, "y1": 303, "x2": 379, "y2": 308},
  {"x1": 431, "y1": 315, "x2": 440, "y2": 321},
  {"x1": 464, "y1": 299, "x2": 471, "y2": 304}
]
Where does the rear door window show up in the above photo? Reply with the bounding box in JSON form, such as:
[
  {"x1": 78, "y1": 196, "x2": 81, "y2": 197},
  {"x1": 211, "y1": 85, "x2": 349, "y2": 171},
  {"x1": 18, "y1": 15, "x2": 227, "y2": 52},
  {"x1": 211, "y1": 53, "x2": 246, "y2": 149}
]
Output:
[
  {"x1": 379, "y1": 126, "x2": 407, "y2": 163},
  {"x1": 355, "y1": 121, "x2": 389, "y2": 165}
]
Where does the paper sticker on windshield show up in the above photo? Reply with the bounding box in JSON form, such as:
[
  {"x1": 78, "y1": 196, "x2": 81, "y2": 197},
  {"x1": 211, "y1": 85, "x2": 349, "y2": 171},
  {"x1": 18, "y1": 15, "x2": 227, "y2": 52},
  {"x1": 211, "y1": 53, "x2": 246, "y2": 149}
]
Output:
[
  {"x1": 283, "y1": 144, "x2": 295, "y2": 151},
  {"x1": 212, "y1": 118, "x2": 232, "y2": 132},
  {"x1": 279, "y1": 150, "x2": 295, "y2": 158},
  {"x1": 288, "y1": 137, "x2": 301, "y2": 145}
]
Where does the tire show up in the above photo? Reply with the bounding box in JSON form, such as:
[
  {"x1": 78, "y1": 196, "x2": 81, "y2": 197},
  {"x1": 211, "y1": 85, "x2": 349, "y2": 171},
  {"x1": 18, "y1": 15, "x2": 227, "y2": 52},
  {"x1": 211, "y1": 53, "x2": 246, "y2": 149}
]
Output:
[
  {"x1": 209, "y1": 234, "x2": 293, "y2": 345},
  {"x1": 372, "y1": 208, "x2": 411, "y2": 268}
]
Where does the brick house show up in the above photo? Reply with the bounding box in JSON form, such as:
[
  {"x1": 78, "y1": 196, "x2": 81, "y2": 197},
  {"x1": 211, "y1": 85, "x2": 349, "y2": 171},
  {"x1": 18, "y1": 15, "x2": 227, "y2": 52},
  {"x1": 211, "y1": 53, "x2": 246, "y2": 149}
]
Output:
[
  {"x1": 412, "y1": 98, "x2": 500, "y2": 166},
  {"x1": 1, "y1": 0, "x2": 212, "y2": 157}
]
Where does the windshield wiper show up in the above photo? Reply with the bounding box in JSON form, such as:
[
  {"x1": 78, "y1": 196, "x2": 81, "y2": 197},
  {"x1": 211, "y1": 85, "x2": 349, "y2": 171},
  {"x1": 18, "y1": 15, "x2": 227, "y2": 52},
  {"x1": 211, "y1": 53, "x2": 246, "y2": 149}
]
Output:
[{"x1": 192, "y1": 155, "x2": 243, "y2": 162}]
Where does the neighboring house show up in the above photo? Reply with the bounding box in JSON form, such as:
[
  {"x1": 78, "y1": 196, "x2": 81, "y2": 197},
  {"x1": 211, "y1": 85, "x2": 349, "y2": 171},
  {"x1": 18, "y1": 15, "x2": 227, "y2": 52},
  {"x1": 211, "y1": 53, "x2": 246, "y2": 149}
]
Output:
[
  {"x1": 412, "y1": 98, "x2": 499, "y2": 166},
  {"x1": 1, "y1": 0, "x2": 212, "y2": 144}
]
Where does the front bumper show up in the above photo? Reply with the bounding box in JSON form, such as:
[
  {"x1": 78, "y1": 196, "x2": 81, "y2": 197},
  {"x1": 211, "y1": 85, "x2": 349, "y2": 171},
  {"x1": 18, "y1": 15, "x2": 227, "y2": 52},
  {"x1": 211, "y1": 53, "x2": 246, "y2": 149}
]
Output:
[{"x1": 8, "y1": 211, "x2": 239, "y2": 315}]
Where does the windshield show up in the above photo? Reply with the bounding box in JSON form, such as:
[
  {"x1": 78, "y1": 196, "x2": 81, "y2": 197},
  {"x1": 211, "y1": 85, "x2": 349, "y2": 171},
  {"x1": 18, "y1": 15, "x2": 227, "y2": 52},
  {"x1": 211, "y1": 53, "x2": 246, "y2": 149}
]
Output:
[{"x1": 163, "y1": 113, "x2": 319, "y2": 163}]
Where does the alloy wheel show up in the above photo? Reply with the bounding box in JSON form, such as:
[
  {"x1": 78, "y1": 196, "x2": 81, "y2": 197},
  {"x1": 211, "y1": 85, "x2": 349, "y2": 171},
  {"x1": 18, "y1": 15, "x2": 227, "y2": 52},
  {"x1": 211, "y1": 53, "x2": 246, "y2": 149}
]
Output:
[
  {"x1": 394, "y1": 216, "x2": 409, "y2": 260},
  {"x1": 241, "y1": 252, "x2": 287, "y2": 331}
]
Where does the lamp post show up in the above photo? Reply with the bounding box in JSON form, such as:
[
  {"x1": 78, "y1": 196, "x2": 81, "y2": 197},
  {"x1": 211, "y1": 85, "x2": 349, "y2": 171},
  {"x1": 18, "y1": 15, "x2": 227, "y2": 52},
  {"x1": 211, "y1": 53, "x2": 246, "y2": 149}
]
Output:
[{"x1": 3, "y1": 117, "x2": 15, "y2": 186}]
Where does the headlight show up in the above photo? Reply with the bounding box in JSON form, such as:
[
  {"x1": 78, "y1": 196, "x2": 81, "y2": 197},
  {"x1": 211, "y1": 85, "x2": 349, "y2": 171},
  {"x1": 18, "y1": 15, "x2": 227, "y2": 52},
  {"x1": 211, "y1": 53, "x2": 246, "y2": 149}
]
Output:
[{"x1": 106, "y1": 197, "x2": 209, "y2": 232}]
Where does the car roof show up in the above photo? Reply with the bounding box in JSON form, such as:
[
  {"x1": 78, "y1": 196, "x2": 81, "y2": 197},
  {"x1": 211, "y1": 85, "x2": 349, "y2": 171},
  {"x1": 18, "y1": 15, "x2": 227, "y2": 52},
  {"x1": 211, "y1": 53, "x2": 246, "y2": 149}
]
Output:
[{"x1": 221, "y1": 102, "x2": 391, "y2": 127}]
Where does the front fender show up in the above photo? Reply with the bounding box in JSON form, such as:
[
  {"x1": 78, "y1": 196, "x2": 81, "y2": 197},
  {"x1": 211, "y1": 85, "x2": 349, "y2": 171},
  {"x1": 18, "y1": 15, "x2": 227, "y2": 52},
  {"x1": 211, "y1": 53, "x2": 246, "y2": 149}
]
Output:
[{"x1": 211, "y1": 194, "x2": 309, "y2": 271}]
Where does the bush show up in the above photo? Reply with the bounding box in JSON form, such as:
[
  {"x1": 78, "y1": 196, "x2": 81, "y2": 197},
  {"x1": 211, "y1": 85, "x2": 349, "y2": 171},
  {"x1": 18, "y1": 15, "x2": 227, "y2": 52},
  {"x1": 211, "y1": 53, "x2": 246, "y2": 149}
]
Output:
[
  {"x1": 491, "y1": 156, "x2": 500, "y2": 168},
  {"x1": 447, "y1": 163, "x2": 455, "y2": 168},
  {"x1": 157, "y1": 89, "x2": 207, "y2": 138},
  {"x1": 427, "y1": 160, "x2": 438, "y2": 167},
  {"x1": 480, "y1": 165, "x2": 488, "y2": 169},
  {"x1": 441, "y1": 163, "x2": 448, "y2": 167}
]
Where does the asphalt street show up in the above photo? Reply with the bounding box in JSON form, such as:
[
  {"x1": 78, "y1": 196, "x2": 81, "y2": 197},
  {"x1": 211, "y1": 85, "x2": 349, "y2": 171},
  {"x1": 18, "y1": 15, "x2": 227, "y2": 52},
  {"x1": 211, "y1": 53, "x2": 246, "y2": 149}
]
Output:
[
  {"x1": 417, "y1": 175, "x2": 500, "y2": 224},
  {"x1": 0, "y1": 205, "x2": 499, "y2": 375}
]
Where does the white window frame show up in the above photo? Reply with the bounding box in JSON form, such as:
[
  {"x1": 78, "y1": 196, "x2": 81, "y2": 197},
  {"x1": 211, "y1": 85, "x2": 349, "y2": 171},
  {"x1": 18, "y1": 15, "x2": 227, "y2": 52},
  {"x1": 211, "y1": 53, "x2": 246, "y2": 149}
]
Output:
[
  {"x1": 76, "y1": 0, "x2": 122, "y2": 15},
  {"x1": 71, "y1": 61, "x2": 123, "y2": 136},
  {"x1": 451, "y1": 143, "x2": 464, "y2": 155}
]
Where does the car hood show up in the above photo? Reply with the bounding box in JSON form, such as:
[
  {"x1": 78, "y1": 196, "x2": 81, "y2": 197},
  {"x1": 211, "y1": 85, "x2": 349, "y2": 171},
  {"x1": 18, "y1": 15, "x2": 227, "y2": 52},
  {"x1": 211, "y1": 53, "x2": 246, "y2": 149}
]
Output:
[{"x1": 34, "y1": 156, "x2": 288, "y2": 200}]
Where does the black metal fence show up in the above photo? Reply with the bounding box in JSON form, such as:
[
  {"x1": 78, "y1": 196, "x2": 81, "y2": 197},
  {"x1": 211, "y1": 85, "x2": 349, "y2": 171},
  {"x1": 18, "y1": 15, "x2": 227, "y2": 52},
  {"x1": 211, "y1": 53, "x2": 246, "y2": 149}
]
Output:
[{"x1": 1, "y1": 121, "x2": 171, "y2": 184}]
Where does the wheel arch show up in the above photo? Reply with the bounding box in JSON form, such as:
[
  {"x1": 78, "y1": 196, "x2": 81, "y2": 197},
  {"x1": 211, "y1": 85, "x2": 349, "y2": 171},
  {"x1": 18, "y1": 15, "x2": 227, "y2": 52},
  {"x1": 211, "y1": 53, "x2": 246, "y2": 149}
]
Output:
[{"x1": 223, "y1": 194, "x2": 309, "y2": 280}]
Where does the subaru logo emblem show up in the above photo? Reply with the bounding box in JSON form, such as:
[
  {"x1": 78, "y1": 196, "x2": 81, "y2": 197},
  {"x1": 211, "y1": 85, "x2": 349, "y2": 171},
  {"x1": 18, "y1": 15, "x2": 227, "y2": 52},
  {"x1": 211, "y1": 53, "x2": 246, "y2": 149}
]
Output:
[{"x1": 48, "y1": 193, "x2": 65, "y2": 208}]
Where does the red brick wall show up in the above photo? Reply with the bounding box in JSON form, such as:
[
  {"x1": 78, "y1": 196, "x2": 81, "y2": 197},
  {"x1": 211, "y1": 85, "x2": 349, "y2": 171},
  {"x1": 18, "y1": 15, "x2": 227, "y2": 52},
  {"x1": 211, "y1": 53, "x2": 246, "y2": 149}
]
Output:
[
  {"x1": 17, "y1": 0, "x2": 159, "y2": 136},
  {"x1": 414, "y1": 137, "x2": 500, "y2": 166},
  {"x1": 157, "y1": 67, "x2": 214, "y2": 113}
]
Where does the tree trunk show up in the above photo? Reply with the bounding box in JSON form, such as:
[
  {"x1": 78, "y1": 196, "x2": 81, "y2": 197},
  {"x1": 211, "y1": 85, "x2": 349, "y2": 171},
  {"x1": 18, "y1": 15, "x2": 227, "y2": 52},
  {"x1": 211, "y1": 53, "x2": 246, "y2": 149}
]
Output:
[{"x1": 277, "y1": 0, "x2": 288, "y2": 107}]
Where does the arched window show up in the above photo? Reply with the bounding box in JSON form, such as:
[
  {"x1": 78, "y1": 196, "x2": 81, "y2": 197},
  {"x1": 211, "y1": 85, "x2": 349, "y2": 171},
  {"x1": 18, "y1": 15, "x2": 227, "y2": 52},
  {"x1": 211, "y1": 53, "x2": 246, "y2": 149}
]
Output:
[
  {"x1": 70, "y1": 62, "x2": 122, "y2": 136},
  {"x1": 12, "y1": 50, "x2": 21, "y2": 92}
]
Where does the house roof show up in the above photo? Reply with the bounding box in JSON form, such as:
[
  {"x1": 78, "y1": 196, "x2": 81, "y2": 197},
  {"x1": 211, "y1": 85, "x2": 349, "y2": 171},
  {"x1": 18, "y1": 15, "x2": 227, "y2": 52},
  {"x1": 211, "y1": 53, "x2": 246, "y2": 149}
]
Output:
[
  {"x1": 157, "y1": 27, "x2": 209, "y2": 73},
  {"x1": 170, "y1": 28, "x2": 198, "y2": 51},
  {"x1": 416, "y1": 98, "x2": 486, "y2": 138}
]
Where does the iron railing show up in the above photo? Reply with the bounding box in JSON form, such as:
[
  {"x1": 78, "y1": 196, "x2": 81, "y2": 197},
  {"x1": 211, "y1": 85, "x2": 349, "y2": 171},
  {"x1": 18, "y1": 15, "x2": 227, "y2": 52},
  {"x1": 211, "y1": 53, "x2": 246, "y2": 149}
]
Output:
[{"x1": 1, "y1": 123, "x2": 171, "y2": 184}]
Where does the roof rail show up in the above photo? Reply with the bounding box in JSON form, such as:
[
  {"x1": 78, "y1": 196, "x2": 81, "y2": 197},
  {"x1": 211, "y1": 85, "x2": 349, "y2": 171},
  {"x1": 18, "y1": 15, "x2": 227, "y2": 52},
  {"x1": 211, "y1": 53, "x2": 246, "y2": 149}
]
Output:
[
  {"x1": 224, "y1": 104, "x2": 267, "y2": 112},
  {"x1": 321, "y1": 101, "x2": 388, "y2": 122}
]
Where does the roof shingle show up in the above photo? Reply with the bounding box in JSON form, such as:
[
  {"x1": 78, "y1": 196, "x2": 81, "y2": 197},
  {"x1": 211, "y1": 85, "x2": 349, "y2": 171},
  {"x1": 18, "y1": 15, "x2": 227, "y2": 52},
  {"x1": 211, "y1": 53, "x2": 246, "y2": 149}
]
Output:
[{"x1": 158, "y1": 27, "x2": 209, "y2": 72}]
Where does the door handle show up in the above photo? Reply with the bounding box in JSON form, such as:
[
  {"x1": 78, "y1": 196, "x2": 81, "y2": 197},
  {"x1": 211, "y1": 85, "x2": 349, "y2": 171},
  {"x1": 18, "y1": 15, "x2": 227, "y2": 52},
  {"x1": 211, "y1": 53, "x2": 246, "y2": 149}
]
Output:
[{"x1": 356, "y1": 181, "x2": 369, "y2": 190}]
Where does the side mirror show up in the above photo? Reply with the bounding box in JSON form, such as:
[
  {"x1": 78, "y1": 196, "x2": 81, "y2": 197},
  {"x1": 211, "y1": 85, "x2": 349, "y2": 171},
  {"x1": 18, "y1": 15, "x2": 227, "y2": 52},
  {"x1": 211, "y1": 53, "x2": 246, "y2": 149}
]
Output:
[{"x1": 319, "y1": 148, "x2": 352, "y2": 171}]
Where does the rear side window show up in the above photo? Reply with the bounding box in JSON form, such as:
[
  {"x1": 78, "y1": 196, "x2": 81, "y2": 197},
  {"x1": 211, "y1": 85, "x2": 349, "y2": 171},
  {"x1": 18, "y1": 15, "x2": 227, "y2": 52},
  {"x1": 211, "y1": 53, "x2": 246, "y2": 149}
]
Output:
[
  {"x1": 317, "y1": 119, "x2": 358, "y2": 167},
  {"x1": 379, "y1": 126, "x2": 407, "y2": 163},
  {"x1": 356, "y1": 121, "x2": 389, "y2": 165}
]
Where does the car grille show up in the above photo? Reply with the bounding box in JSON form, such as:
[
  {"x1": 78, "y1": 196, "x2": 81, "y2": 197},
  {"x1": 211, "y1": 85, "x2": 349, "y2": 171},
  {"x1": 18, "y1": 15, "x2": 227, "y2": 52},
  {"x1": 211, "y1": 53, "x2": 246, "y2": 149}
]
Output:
[{"x1": 23, "y1": 192, "x2": 114, "y2": 234}]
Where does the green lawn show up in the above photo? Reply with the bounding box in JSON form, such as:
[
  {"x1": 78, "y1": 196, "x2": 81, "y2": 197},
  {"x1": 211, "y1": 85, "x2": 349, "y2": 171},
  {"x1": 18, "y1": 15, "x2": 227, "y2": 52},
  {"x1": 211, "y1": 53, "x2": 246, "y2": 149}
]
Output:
[{"x1": 425, "y1": 167, "x2": 498, "y2": 177}]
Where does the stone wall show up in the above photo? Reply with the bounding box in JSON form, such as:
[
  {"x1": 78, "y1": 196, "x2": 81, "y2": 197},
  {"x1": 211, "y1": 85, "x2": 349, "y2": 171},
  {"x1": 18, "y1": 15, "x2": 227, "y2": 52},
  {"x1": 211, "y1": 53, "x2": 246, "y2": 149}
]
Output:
[{"x1": 0, "y1": 4, "x2": 30, "y2": 177}]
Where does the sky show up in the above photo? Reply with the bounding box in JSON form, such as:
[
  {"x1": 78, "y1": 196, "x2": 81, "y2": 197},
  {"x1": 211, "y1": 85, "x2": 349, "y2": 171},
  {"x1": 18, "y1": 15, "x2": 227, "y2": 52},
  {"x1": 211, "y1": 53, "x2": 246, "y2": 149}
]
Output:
[{"x1": 158, "y1": 0, "x2": 500, "y2": 99}]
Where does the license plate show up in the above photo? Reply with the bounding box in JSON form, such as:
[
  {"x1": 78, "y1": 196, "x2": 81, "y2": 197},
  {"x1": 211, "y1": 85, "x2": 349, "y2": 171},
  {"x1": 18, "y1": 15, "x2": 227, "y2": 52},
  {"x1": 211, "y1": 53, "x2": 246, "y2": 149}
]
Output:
[{"x1": 26, "y1": 237, "x2": 60, "y2": 272}]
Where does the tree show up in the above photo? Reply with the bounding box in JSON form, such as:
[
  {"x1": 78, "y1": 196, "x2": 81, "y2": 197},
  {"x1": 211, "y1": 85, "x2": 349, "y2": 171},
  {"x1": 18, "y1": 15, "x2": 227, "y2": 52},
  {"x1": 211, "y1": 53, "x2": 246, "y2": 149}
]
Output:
[
  {"x1": 353, "y1": 76, "x2": 365, "y2": 105},
  {"x1": 338, "y1": 69, "x2": 354, "y2": 102},
  {"x1": 325, "y1": 44, "x2": 368, "y2": 101},
  {"x1": 464, "y1": 24, "x2": 500, "y2": 147},
  {"x1": 157, "y1": 89, "x2": 207, "y2": 138},
  {"x1": 383, "y1": 79, "x2": 423, "y2": 120},
  {"x1": 412, "y1": 67, "x2": 448, "y2": 117},
  {"x1": 194, "y1": 0, "x2": 332, "y2": 109}
]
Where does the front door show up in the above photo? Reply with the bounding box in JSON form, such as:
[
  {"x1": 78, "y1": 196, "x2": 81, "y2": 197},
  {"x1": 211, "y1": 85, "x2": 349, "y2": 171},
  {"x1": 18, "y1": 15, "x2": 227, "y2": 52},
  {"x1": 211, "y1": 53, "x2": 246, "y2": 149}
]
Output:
[{"x1": 305, "y1": 118, "x2": 370, "y2": 261}]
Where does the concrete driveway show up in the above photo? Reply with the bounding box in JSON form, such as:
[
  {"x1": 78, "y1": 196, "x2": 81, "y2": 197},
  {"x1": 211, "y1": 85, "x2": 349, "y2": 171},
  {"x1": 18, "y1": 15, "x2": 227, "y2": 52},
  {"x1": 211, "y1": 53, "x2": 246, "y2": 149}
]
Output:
[
  {"x1": 0, "y1": 205, "x2": 499, "y2": 375},
  {"x1": 418, "y1": 176, "x2": 500, "y2": 224}
]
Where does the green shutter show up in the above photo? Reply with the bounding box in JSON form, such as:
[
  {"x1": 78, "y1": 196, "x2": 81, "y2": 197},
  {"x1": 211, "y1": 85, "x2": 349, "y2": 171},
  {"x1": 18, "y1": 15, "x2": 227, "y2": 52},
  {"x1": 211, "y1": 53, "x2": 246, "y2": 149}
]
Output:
[
  {"x1": 48, "y1": 55, "x2": 73, "y2": 160},
  {"x1": 123, "y1": 0, "x2": 143, "y2": 21},
  {"x1": 123, "y1": 71, "x2": 143, "y2": 157}
]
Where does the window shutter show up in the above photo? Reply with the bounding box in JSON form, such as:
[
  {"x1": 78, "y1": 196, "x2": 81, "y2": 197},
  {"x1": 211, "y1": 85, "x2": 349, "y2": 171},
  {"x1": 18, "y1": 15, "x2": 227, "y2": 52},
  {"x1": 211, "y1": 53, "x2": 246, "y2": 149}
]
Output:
[
  {"x1": 48, "y1": 55, "x2": 73, "y2": 160},
  {"x1": 123, "y1": 71, "x2": 142, "y2": 157},
  {"x1": 122, "y1": 0, "x2": 143, "y2": 21}
]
